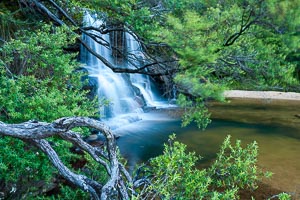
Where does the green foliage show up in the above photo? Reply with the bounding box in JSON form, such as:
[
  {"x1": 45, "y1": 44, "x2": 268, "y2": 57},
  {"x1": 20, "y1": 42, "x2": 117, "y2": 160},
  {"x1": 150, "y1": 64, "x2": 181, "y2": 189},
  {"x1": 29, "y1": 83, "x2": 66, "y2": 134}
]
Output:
[
  {"x1": 67, "y1": 0, "x2": 150, "y2": 37},
  {"x1": 277, "y1": 192, "x2": 292, "y2": 200},
  {"x1": 176, "y1": 94, "x2": 211, "y2": 129},
  {"x1": 40, "y1": 0, "x2": 300, "y2": 93},
  {"x1": 145, "y1": 0, "x2": 299, "y2": 92},
  {"x1": 208, "y1": 136, "x2": 263, "y2": 189},
  {"x1": 0, "y1": 24, "x2": 96, "y2": 122},
  {"x1": 147, "y1": 134, "x2": 211, "y2": 199},
  {"x1": 143, "y1": 0, "x2": 300, "y2": 127},
  {"x1": 0, "y1": 137, "x2": 54, "y2": 184},
  {"x1": 137, "y1": 135, "x2": 267, "y2": 199},
  {"x1": 35, "y1": 185, "x2": 90, "y2": 200},
  {"x1": 0, "y1": 24, "x2": 98, "y2": 198},
  {"x1": 0, "y1": 5, "x2": 24, "y2": 41},
  {"x1": 150, "y1": 9, "x2": 226, "y2": 127},
  {"x1": 81, "y1": 153, "x2": 109, "y2": 183},
  {"x1": 33, "y1": 152, "x2": 109, "y2": 200}
]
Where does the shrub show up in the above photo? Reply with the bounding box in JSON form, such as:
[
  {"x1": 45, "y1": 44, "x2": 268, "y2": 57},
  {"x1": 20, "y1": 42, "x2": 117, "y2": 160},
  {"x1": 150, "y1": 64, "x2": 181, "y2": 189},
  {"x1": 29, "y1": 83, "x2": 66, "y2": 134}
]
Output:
[{"x1": 134, "y1": 135, "x2": 269, "y2": 200}]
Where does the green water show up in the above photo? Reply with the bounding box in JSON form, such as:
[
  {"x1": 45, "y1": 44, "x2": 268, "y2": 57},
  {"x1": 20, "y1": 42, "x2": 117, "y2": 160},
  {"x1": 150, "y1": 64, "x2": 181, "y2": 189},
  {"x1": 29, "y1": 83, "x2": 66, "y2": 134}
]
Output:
[
  {"x1": 116, "y1": 100, "x2": 300, "y2": 194},
  {"x1": 177, "y1": 121, "x2": 300, "y2": 193}
]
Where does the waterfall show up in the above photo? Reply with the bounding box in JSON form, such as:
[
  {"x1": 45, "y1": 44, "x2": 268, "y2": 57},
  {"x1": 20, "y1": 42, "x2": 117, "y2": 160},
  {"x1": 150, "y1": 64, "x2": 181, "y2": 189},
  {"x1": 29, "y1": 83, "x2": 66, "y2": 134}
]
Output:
[
  {"x1": 80, "y1": 13, "x2": 170, "y2": 128},
  {"x1": 125, "y1": 32, "x2": 167, "y2": 108}
]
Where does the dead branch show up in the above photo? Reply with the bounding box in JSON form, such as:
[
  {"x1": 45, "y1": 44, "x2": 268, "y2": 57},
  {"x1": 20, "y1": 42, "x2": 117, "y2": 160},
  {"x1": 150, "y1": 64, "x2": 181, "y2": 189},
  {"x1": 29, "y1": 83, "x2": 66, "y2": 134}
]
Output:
[
  {"x1": 46, "y1": 0, "x2": 77, "y2": 26},
  {"x1": 223, "y1": 9, "x2": 258, "y2": 46},
  {"x1": 32, "y1": 139, "x2": 102, "y2": 200},
  {"x1": 0, "y1": 117, "x2": 133, "y2": 199},
  {"x1": 79, "y1": 37, "x2": 177, "y2": 76},
  {"x1": 19, "y1": 0, "x2": 177, "y2": 76},
  {"x1": 20, "y1": 0, "x2": 64, "y2": 25}
]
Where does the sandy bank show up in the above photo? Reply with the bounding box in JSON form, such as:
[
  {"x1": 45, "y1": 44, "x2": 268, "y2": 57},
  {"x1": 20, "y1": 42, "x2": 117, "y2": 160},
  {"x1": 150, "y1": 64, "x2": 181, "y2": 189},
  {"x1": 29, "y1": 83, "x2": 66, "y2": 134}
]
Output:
[
  {"x1": 208, "y1": 90, "x2": 300, "y2": 129},
  {"x1": 224, "y1": 90, "x2": 300, "y2": 101}
]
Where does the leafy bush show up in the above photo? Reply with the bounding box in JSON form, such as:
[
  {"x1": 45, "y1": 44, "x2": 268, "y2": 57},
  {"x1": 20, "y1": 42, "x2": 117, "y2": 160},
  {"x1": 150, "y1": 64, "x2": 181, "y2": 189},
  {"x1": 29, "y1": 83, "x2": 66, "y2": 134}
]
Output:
[
  {"x1": 0, "y1": 24, "x2": 99, "y2": 199},
  {"x1": 0, "y1": 24, "x2": 97, "y2": 123},
  {"x1": 135, "y1": 135, "x2": 269, "y2": 200}
]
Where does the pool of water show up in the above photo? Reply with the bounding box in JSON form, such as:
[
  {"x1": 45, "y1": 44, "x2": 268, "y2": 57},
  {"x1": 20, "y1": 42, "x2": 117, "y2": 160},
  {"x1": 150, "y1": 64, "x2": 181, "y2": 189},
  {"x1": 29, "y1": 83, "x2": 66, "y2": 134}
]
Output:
[{"x1": 115, "y1": 100, "x2": 300, "y2": 194}]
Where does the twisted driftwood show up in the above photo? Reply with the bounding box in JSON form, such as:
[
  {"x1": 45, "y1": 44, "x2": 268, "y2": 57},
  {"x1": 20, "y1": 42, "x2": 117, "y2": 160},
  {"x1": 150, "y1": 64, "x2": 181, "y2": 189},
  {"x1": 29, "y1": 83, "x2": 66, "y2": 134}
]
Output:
[{"x1": 0, "y1": 117, "x2": 134, "y2": 199}]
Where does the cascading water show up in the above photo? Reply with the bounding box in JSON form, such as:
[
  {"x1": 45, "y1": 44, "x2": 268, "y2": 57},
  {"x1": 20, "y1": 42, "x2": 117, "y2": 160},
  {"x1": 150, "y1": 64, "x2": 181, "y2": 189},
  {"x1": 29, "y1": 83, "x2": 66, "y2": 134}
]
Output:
[
  {"x1": 80, "y1": 13, "x2": 170, "y2": 128},
  {"x1": 125, "y1": 32, "x2": 166, "y2": 107},
  {"x1": 81, "y1": 13, "x2": 142, "y2": 127}
]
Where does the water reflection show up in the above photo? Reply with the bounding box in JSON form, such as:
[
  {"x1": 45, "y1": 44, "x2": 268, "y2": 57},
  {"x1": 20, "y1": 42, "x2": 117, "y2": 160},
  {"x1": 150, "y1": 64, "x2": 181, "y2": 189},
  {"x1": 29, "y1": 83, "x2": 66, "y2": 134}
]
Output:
[{"x1": 116, "y1": 106, "x2": 300, "y2": 193}]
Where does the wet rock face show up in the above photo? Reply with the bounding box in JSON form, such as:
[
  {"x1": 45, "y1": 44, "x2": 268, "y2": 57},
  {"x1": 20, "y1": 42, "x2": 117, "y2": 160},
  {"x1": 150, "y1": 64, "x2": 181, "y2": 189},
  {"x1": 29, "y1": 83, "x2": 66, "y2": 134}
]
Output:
[
  {"x1": 84, "y1": 134, "x2": 105, "y2": 146},
  {"x1": 75, "y1": 67, "x2": 99, "y2": 99},
  {"x1": 82, "y1": 76, "x2": 98, "y2": 99},
  {"x1": 109, "y1": 28, "x2": 125, "y2": 62},
  {"x1": 134, "y1": 95, "x2": 146, "y2": 108}
]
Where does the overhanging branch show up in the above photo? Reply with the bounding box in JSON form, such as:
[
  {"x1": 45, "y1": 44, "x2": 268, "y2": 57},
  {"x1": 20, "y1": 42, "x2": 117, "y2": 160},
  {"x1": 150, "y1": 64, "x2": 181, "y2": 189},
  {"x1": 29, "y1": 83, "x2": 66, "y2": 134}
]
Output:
[
  {"x1": 19, "y1": 0, "x2": 177, "y2": 76},
  {"x1": 79, "y1": 37, "x2": 177, "y2": 75},
  {"x1": 223, "y1": 9, "x2": 259, "y2": 47}
]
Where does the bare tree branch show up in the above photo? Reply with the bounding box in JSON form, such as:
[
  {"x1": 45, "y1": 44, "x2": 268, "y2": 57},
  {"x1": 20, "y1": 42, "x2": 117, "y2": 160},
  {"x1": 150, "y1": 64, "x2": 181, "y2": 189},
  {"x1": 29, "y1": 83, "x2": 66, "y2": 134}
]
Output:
[
  {"x1": 0, "y1": 117, "x2": 133, "y2": 199},
  {"x1": 20, "y1": 0, "x2": 64, "y2": 25},
  {"x1": 19, "y1": 0, "x2": 176, "y2": 77},
  {"x1": 82, "y1": 26, "x2": 125, "y2": 34},
  {"x1": 79, "y1": 37, "x2": 177, "y2": 76},
  {"x1": 46, "y1": 0, "x2": 77, "y2": 26},
  {"x1": 0, "y1": 37, "x2": 6, "y2": 43},
  {"x1": 31, "y1": 139, "x2": 102, "y2": 200},
  {"x1": 223, "y1": 8, "x2": 259, "y2": 47}
]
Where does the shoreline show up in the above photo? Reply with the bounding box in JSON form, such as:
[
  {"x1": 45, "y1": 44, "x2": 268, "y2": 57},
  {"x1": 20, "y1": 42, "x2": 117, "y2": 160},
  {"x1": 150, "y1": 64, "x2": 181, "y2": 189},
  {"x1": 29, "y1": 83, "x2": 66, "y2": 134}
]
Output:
[
  {"x1": 208, "y1": 90, "x2": 300, "y2": 129},
  {"x1": 224, "y1": 90, "x2": 300, "y2": 101}
]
